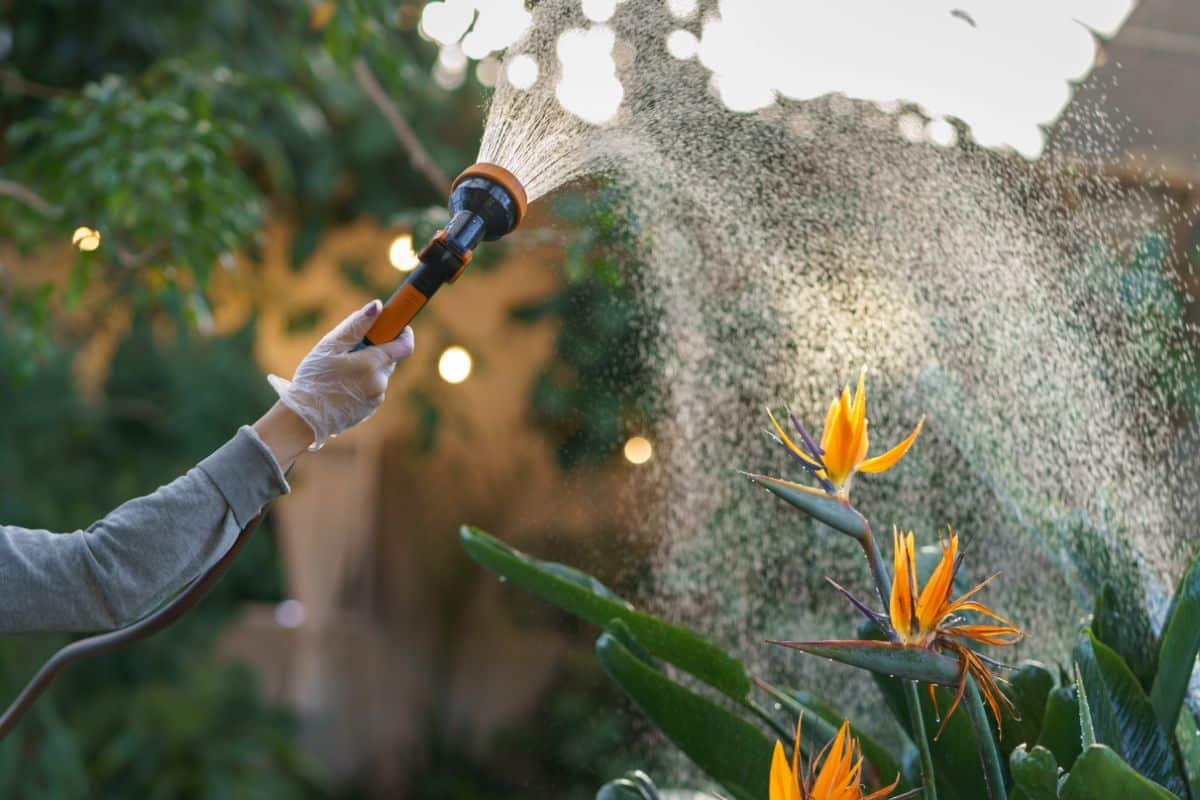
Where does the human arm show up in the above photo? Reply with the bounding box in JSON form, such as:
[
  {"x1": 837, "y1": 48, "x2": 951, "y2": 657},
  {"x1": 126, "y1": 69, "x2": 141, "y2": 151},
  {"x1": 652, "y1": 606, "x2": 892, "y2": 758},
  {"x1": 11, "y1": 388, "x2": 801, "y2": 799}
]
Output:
[
  {"x1": 0, "y1": 301, "x2": 413, "y2": 634},
  {"x1": 0, "y1": 425, "x2": 287, "y2": 633}
]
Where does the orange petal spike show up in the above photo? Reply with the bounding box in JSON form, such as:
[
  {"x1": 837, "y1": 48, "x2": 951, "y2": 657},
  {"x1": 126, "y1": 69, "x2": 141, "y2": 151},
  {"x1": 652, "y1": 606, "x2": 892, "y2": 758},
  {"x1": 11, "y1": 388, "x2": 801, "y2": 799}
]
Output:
[{"x1": 857, "y1": 416, "x2": 924, "y2": 475}]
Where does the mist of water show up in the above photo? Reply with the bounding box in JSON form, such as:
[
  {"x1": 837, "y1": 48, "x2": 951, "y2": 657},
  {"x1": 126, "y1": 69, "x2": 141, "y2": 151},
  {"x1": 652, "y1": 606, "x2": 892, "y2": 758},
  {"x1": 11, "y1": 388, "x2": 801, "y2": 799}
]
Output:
[{"x1": 477, "y1": 0, "x2": 1199, "y2": 749}]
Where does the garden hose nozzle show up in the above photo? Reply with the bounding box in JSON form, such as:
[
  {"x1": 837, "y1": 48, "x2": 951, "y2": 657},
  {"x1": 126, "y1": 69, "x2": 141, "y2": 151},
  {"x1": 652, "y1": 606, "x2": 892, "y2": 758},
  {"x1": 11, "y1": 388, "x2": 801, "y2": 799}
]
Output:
[{"x1": 357, "y1": 162, "x2": 528, "y2": 348}]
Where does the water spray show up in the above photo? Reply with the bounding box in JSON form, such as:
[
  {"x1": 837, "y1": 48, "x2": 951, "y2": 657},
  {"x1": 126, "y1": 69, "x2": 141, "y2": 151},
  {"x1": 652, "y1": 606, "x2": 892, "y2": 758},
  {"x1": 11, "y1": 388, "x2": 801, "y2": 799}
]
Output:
[
  {"x1": 358, "y1": 163, "x2": 528, "y2": 348},
  {"x1": 0, "y1": 162, "x2": 529, "y2": 740}
]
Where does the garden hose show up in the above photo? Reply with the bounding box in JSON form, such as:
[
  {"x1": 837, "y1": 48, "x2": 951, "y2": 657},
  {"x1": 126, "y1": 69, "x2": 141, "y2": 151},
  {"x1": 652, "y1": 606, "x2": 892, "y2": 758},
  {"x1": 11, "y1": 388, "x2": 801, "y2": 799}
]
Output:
[
  {"x1": 0, "y1": 514, "x2": 263, "y2": 740},
  {"x1": 0, "y1": 163, "x2": 528, "y2": 740}
]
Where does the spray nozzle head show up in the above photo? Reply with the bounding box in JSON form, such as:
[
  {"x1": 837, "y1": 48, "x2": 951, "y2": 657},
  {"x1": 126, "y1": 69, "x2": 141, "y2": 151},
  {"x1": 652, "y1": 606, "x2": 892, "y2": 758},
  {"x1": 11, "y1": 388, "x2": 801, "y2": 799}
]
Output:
[{"x1": 449, "y1": 163, "x2": 527, "y2": 242}]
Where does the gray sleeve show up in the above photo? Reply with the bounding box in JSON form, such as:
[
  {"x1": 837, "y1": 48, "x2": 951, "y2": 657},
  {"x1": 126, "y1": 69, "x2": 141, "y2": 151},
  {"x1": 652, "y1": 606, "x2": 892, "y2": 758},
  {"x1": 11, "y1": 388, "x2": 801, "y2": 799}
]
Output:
[{"x1": 0, "y1": 426, "x2": 290, "y2": 634}]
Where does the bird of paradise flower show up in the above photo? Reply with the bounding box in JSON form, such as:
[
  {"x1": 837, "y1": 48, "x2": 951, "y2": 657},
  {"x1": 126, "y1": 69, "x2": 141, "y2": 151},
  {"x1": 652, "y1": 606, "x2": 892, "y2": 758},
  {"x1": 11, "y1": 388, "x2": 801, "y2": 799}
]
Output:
[
  {"x1": 775, "y1": 527, "x2": 1023, "y2": 737},
  {"x1": 770, "y1": 715, "x2": 914, "y2": 800},
  {"x1": 764, "y1": 368, "x2": 923, "y2": 500}
]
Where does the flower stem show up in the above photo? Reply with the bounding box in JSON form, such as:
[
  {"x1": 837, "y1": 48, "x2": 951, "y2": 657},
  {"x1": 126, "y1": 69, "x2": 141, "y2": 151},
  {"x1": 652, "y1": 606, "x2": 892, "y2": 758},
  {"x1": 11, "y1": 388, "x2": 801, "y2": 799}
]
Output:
[
  {"x1": 859, "y1": 526, "x2": 937, "y2": 799},
  {"x1": 902, "y1": 680, "x2": 939, "y2": 800},
  {"x1": 859, "y1": 525, "x2": 893, "y2": 604},
  {"x1": 964, "y1": 677, "x2": 1007, "y2": 800}
]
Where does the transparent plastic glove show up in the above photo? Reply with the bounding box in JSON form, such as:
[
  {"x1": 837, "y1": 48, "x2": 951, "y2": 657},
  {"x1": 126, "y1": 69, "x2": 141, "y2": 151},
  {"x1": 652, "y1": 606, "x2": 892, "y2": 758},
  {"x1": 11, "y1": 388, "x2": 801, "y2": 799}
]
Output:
[{"x1": 267, "y1": 300, "x2": 415, "y2": 451}]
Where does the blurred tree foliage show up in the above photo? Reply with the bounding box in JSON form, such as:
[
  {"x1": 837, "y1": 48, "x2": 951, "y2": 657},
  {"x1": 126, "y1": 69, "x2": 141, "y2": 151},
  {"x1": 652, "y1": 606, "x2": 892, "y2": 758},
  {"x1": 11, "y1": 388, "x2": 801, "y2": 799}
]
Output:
[
  {"x1": 0, "y1": 320, "x2": 324, "y2": 797},
  {"x1": 0, "y1": 0, "x2": 652, "y2": 795}
]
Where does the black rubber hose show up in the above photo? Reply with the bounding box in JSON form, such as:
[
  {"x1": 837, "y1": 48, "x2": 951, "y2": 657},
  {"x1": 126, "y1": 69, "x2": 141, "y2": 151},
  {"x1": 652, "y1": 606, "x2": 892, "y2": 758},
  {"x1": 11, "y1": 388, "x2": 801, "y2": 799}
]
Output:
[{"x1": 0, "y1": 513, "x2": 263, "y2": 740}]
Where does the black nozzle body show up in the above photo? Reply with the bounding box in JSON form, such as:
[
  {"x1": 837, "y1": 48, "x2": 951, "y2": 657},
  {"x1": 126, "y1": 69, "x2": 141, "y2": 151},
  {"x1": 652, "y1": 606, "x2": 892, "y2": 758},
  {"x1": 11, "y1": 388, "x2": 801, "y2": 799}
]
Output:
[{"x1": 449, "y1": 176, "x2": 522, "y2": 243}]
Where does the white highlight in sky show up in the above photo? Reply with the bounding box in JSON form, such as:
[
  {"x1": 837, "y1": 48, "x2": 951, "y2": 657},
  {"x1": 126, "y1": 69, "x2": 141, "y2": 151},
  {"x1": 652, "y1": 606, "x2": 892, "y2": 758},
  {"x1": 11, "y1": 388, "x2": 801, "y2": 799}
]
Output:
[
  {"x1": 666, "y1": 0, "x2": 697, "y2": 20},
  {"x1": 506, "y1": 54, "x2": 540, "y2": 90},
  {"x1": 582, "y1": 0, "x2": 617, "y2": 23},
  {"x1": 695, "y1": 0, "x2": 1138, "y2": 158},
  {"x1": 556, "y1": 26, "x2": 625, "y2": 124},
  {"x1": 927, "y1": 118, "x2": 959, "y2": 148},
  {"x1": 423, "y1": 0, "x2": 1138, "y2": 154},
  {"x1": 666, "y1": 29, "x2": 699, "y2": 60},
  {"x1": 420, "y1": 0, "x2": 532, "y2": 60}
]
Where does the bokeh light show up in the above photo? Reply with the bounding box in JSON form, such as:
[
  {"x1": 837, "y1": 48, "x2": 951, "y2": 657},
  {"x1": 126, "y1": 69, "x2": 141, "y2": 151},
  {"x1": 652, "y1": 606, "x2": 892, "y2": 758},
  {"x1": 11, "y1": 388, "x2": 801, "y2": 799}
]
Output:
[
  {"x1": 274, "y1": 599, "x2": 306, "y2": 629},
  {"x1": 582, "y1": 0, "x2": 617, "y2": 23},
  {"x1": 623, "y1": 435, "x2": 653, "y2": 465},
  {"x1": 666, "y1": 0, "x2": 697, "y2": 20},
  {"x1": 476, "y1": 56, "x2": 501, "y2": 87},
  {"x1": 555, "y1": 26, "x2": 624, "y2": 124},
  {"x1": 72, "y1": 226, "x2": 101, "y2": 252},
  {"x1": 438, "y1": 346, "x2": 473, "y2": 384},
  {"x1": 666, "y1": 29, "x2": 698, "y2": 60},
  {"x1": 506, "y1": 53, "x2": 540, "y2": 90},
  {"x1": 389, "y1": 234, "x2": 420, "y2": 272}
]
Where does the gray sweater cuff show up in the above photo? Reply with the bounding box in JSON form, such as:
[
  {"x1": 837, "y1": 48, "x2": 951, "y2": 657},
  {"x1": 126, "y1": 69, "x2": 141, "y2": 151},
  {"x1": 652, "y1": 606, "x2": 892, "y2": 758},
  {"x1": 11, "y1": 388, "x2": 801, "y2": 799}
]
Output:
[{"x1": 197, "y1": 426, "x2": 291, "y2": 527}]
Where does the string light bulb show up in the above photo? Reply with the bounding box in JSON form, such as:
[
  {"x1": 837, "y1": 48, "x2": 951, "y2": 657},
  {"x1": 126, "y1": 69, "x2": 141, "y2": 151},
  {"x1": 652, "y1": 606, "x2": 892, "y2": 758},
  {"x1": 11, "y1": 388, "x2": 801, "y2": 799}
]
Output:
[
  {"x1": 389, "y1": 234, "x2": 420, "y2": 271},
  {"x1": 623, "y1": 435, "x2": 653, "y2": 465},
  {"x1": 72, "y1": 226, "x2": 101, "y2": 252},
  {"x1": 438, "y1": 346, "x2": 472, "y2": 384}
]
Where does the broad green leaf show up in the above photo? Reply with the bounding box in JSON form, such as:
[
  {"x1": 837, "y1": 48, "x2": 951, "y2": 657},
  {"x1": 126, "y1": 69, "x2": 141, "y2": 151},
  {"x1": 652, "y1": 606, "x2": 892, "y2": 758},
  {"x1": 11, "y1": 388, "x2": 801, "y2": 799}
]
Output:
[
  {"x1": 858, "y1": 623, "x2": 984, "y2": 800},
  {"x1": 1094, "y1": 582, "x2": 1158, "y2": 692},
  {"x1": 595, "y1": 629, "x2": 773, "y2": 800},
  {"x1": 872, "y1": 679, "x2": 986, "y2": 800},
  {"x1": 742, "y1": 473, "x2": 868, "y2": 539},
  {"x1": 1001, "y1": 662, "x2": 1056, "y2": 758},
  {"x1": 460, "y1": 527, "x2": 751, "y2": 698},
  {"x1": 1059, "y1": 745, "x2": 1181, "y2": 800},
  {"x1": 773, "y1": 640, "x2": 962, "y2": 686},
  {"x1": 1151, "y1": 550, "x2": 1200, "y2": 733},
  {"x1": 1176, "y1": 713, "x2": 1200, "y2": 800},
  {"x1": 1009, "y1": 745, "x2": 1059, "y2": 800},
  {"x1": 1077, "y1": 662, "x2": 1097, "y2": 749},
  {"x1": 1074, "y1": 631, "x2": 1188, "y2": 796},
  {"x1": 1037, "y1": 687, "x2": 1083, "y2": 773}
]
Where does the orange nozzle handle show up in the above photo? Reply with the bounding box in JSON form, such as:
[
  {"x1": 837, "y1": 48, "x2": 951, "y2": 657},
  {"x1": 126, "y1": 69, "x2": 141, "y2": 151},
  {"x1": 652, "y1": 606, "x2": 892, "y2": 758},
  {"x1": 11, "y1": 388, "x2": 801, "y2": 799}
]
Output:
[{"x1": 364, "y1": 283, "x2": 428, "y2": 346}]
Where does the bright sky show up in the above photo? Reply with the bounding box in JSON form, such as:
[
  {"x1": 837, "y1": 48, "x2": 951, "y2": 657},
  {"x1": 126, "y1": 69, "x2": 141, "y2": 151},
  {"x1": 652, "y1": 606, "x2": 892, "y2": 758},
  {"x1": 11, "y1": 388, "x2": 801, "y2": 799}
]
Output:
[{"x1": 418, "y1": 0, "x2": 1139, "y2": 158}]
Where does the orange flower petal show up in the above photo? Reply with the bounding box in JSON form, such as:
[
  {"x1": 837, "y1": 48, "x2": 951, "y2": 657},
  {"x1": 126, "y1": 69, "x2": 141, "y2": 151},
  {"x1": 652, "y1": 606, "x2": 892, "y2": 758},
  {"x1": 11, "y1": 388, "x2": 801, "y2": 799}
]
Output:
[
  {"x1": 856, "y1": 416, "x2": 925, "y2": 475},
  {"x1": 889, "y1": 529, "x2": 916, "y2": 639},
  {"x1": 770, "y1": 741, "x2": 799, "y2": 800},
  {"x1": 916, "y1": 532, "x2": 959, "y2": 631}
]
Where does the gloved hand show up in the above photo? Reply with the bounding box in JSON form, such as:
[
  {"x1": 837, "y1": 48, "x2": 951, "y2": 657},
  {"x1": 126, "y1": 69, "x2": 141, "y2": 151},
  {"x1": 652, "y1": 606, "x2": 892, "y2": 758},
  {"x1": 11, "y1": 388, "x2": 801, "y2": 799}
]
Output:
[{"x1": 267, "y1": 300, "x2": 414, "y2": 450}]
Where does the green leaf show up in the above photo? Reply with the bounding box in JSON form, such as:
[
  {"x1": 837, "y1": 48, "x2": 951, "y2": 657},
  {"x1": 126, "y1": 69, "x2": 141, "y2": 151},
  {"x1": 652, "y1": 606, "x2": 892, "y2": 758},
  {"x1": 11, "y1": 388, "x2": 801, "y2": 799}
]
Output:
[
  {"x1": 1176, "y1": 713, "x2": 1200, "y2": 800},
  {"x1": 1074, "y1": 631, "x2": 1188, "y2": 796},
  {"x1": 1151, "y1": 550, "x2": 1200, "y2": 733},
  {"x1": 1009, "y1": 745, "x2": 1059, "y2": 800},
  {"x1": 742, "y1": 473, "x2": 868, "y2": 539},
  {"x1": 1094, "y1": 582, "x2": 1159, "y2": 692},
  {"x1": 858, "y1": 622, "x2": 985, "y2": 800},
  {"x1": 1059, "y1": 745, "x2": 1181, "y2": 800},
  {"x1": 1077, "y1": 662, "x2": 1097, "y2": 750},
  {"x1": 595, "y1": 629, "x2": 773, "y2": 800},
  {"x1": 1038, "y1": 687, "x2": 1084, "y2": 773},
  {"x1": 773, "y1": 640, "x2": 962, "y2": 686},
  {"x1": 1001, "y1": 662, "x2": 1056, "y2": 758},
  {"x1": 459, "y1": 527, "x2": 751, "y2": 699}
]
